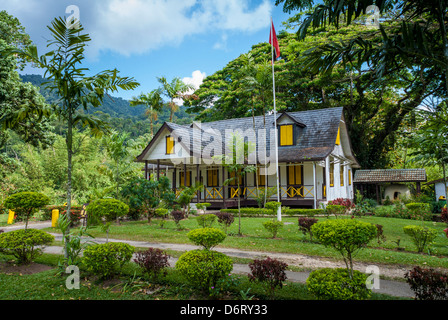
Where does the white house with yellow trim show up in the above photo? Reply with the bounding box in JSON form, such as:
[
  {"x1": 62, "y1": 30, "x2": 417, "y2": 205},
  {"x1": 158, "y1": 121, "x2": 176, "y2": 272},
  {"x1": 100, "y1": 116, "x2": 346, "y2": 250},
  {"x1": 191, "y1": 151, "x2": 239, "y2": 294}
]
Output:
[{"x1": 136, "y1": 107, "x2": 360, "y2": 209}]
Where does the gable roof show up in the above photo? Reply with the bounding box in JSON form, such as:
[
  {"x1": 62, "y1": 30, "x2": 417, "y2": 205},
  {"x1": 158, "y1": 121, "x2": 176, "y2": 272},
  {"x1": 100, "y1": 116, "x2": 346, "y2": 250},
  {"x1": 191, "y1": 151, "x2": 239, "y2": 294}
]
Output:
[
  {"x1": 353, "y1": 169, "x2": 427, "y2": 183},
  {"x1": 136, "y1": 107, "x2": 359, "y2": 166}
]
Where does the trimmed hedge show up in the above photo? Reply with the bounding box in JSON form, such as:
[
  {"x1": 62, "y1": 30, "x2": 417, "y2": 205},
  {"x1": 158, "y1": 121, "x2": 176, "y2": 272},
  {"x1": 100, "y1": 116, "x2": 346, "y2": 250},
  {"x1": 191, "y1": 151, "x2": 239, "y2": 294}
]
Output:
[{"x1": 306, "y1": 268, "x2": 372, "y2": 300}]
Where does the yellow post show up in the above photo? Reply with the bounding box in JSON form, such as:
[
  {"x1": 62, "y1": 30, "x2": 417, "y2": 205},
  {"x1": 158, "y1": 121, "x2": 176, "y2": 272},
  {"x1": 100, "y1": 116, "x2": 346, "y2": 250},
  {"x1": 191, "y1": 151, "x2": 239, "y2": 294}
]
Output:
[
  {"x1": 51, "y1": 209, "x2": 59, "y2": 227},
  {"x1": 7, "y1": 210, "x2": 14, "y2": 224}
]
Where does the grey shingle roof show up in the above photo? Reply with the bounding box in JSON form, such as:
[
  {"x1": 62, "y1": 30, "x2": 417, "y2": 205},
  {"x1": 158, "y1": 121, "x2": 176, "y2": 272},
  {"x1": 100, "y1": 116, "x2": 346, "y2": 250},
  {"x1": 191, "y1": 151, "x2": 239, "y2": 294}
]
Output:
[
  {"x1": 353, "y1": 169, "x2": 427, "y2": 183},
  {"x1": 137, "y1": 107, "x2": 358, "y2": 165}
]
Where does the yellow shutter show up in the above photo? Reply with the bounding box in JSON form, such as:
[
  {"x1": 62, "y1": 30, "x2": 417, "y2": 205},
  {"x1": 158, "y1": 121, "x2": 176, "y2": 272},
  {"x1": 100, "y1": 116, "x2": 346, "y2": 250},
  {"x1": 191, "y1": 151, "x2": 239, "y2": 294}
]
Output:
[
  {"x1": 340, "y1": 166, "x2": 344, "y2": 186},
  {"x1": 166, "y1": 136, "x2": 174, "y2": 154},
  {"x1": 280, "y1": 125, "x2": 293, "y2": 146},
  {"x1": 257, "y1": 168, "x2": 266, "y2": 186},
  {"x1": 348, "y1": 169, "x2": 352, "y2": 185},
  {"x1": 335, "y1": 128, "x2": 341, "y2": 145},
  {"x1": 295, "y1": 165, "x2": 302, "y2": 185},
  {"x1": 208, "y1": 169, "x2": 218, "y2": 186}
]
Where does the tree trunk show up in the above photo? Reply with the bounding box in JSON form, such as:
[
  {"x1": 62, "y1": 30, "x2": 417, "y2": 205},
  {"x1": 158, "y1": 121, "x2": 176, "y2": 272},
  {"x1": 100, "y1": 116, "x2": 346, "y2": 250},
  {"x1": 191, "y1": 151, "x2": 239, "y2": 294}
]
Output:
[{"x1": 65, "y1": 111, "x2": 73, "y2": 260}]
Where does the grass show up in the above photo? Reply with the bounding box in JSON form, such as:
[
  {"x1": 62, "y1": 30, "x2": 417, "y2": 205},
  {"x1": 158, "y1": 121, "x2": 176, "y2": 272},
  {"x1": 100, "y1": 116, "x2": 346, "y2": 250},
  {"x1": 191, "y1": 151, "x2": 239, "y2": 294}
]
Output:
[
  {"x1": 0, "y1": 252, "x2": 403, "y2": 301},
  {"x1": 39, "y1": 214, "x2": 448, "y2": 270}
]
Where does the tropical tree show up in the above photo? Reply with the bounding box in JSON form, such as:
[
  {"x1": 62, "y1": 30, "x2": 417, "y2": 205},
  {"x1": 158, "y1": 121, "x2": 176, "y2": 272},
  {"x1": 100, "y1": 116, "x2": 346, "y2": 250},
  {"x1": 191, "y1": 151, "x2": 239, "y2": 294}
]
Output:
[
  {"x1": 157, "y1": 76, "x2": 196, "y2": 122},
  {"x1": 216, "y1": 133, "x2": 257, "y2": 236},
  {"x1": 129, "y1": 89, "x2": 164, "y2": 136},
  {"x1": 1, "y1": 17, "x2": 139, "y2": 260}
]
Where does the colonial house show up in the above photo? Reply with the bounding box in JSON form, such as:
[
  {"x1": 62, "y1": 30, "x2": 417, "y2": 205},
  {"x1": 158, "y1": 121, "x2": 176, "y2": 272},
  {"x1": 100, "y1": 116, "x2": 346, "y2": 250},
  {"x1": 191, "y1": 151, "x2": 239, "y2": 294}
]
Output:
[{"x1": 135, "y1": 107, "x2": 360, "y2": 209}]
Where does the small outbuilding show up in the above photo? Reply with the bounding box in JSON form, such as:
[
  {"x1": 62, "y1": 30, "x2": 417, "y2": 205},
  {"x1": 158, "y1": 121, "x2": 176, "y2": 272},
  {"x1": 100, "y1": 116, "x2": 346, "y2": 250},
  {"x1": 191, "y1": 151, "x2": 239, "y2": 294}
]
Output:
[
  {"x1": 425, "y1": 178, "x2": 448, "y2": 202},
  {"x1": 353, "y1": 169, "x2": 427, "y2": 203}
]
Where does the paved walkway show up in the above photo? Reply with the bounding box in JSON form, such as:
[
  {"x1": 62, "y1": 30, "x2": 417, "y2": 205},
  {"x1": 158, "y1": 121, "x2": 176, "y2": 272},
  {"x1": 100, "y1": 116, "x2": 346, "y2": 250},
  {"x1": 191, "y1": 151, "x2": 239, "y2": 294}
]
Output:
[{"x1": 1, "y1": 221, "x2": 415, "y2": 298}]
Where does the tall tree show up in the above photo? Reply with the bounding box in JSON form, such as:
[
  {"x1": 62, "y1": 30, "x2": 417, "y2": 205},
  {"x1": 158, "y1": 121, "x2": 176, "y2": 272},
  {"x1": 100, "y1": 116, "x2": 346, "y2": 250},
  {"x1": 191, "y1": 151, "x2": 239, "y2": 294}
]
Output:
[
  {"x1": 2, "y1": 17, "x2": 139, "y2": 260},
  {"x1": 157, "y1": 76, "x2": 196, "y2": 122},
  {"x1": 129, "y1": 89, "x2": 164, "y2": 136}
]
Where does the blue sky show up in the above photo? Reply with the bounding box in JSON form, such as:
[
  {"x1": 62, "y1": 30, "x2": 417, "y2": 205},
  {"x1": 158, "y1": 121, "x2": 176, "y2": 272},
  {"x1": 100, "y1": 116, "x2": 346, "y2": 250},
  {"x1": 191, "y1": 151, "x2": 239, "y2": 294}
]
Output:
[{"x1": 3, "y1": 0, "x2": 296, "y2": 101}]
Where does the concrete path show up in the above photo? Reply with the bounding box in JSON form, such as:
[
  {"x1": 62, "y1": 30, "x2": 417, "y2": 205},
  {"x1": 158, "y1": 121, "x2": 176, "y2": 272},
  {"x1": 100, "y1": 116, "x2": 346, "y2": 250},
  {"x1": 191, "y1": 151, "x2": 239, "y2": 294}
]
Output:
[{"x1": 0, "y1": 221, "x2": 415, "y2": 298}]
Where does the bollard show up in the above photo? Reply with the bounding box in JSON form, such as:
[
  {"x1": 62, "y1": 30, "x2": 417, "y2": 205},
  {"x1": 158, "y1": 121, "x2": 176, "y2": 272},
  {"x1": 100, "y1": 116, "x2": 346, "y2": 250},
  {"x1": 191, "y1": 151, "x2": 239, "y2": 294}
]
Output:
[
  {"x1": 7, "y1": 210, "x2": 14, "y2": 224},
  {"x1": 52, "y1": 209, "x2": 59, "y2": 227}
]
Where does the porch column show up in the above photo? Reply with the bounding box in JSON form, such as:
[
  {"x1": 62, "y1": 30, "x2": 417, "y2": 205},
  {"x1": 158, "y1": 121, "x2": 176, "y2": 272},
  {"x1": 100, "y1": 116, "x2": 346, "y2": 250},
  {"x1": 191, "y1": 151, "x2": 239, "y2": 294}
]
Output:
[
  {"x1": 196, "y1": 164, "x2": 200, "y2": 203},
  {"x1": 157, "y1": 160, "x2": 160, "y2": 180},
  {"x1": 183, "y1": 160, "x2": 187, "y2": 187},
  {"x1": 278, "y1": 165, "x2": 282, "y2": 201},
  {"x1": 173, "y1": 167, "x2": 177, "y2": 191},
  {"x1": 313, "y1": 162, "x2": 317, "y2": 209},
  {"x1": 222, "y1": 167, "x2": 227, "y2": 208},
  {"x1": 145, "y1": 160, "x2": 148, "y2": 180}
]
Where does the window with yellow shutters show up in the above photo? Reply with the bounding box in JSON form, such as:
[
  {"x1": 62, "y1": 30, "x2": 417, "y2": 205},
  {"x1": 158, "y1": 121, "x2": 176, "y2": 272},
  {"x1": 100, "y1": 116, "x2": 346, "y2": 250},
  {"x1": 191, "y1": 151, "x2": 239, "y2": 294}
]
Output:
[
  {"x1": 207, "y1": 169, "x2": 219, "y2": 187},
  {"x1": 166, "y1": 136, "x2": 175, "y2": 154},
  {"x1": 287, "y1": 165, "x2": 302, "y2": 185},
  {"x1": 280, "y1": 125, "x2": 293, "y2": 146},
  {"x1": 180, "y1": 171, "x2": 191, "y2": 187}
]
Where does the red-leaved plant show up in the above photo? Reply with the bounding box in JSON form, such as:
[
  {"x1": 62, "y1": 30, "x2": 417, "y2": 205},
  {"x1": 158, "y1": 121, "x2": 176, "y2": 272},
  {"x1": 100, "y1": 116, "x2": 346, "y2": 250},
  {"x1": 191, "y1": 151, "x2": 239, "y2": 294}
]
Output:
[{"x1": 248, "y1": 257, "x2": 288, "y2": 299}]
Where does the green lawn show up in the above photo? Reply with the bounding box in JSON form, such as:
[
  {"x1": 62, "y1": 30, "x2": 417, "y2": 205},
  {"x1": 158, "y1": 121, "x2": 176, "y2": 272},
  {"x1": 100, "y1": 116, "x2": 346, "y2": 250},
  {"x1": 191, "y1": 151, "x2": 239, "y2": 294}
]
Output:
[{"x1": 40, "y1": 214, "x2": 448, "y2": 270}]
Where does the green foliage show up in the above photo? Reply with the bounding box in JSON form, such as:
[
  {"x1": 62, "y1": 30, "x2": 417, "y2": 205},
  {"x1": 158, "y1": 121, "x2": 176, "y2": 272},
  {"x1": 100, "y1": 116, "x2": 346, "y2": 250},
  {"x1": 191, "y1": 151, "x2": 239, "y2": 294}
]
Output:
[
  {"x1": 0, "y1": 229, "x2": 54, "y2": 264},
  {"x1": 196, "y1": 213, "x2": 217, "y2": 228},
  {"x1": 155, "y1": 208, "x2": 169, "y2": 218},
  {"x1": 3, "y1": 191, "x2": 50, "y2": 228},
  {"x1": 187, "y1": 227, "x2": 226, "y2": 250},
  {"x1": 403, "y1": 225, "x2": 439, "y2": 253},
  {"x1": 196, "y1": 202, "x2": 211, "y2": 211},
  {"x1": 121, "y1": 176, "x2": 175, "y2": 223},
  {"x1": 265, "y1": 201, "x2": 281, "y2": 214},
  {"x1": 284, "y1": 208, "x2": 324, "y2": 216},
  {"x1": 405, "y1": 203, "x2": 432, "y2": 221},
  {"x1": 306, "y1": 268, "x2": 372, "y2": 300},
  {"x1": 262, "y1": 220, "x2": 284, "y2": 238},
  {"x1": 83, "y1": 242, "x2": 135, "y2": 279},
  {"x1": 56, "y1": 213, "x2": 94, "y2": 267},
  {"x1": 175, "y1": 249, "x2": 233, "y2": 293},
  {"x1": 311, "y1": 219, "x2": 377, "y2": 274},
  {"x1": 86, "y1": 198, "x2": 129, "y2": 223},
  {"x1": 325, "y1": 204, "x2": 346, "y2": 217}
]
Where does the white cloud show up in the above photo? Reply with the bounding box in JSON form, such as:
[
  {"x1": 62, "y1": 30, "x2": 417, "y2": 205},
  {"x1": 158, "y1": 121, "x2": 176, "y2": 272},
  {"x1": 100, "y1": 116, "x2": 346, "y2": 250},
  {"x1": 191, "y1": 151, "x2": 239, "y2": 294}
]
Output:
[
  {"x1": 173, "y1": 70, "x2": 206, "y2": 106},
  {"x1": 82, "y1": 0, "x2": 272, "y2": 57}
]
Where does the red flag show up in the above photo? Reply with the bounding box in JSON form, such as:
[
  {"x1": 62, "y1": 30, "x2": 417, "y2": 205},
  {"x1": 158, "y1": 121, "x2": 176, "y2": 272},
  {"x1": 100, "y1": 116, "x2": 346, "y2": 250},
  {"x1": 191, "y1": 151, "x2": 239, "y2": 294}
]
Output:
[{"x1": 269, "y1": 20, "x2": 280, "y2": 61}]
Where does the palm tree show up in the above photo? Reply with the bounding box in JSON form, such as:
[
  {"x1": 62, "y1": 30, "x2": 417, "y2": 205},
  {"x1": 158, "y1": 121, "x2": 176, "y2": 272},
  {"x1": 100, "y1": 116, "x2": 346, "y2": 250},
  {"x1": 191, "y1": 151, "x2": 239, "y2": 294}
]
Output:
[
  {"x1": 130, "y1": 89, "x2": 164, "y2": 136},
  {"x1": 2, "y1": 17, "x2": 139, "y2": 261},
  {"x1": 157, "y1": 76, "x2": 196, "y2": 122}
]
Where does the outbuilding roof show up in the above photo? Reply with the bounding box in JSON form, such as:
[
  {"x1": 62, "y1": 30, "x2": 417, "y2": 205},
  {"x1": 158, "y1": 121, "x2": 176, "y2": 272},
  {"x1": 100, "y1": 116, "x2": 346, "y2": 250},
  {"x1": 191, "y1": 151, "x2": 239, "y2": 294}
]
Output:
[{"x1": 353, "y1": 169, "x2": 427, "y2": 183}]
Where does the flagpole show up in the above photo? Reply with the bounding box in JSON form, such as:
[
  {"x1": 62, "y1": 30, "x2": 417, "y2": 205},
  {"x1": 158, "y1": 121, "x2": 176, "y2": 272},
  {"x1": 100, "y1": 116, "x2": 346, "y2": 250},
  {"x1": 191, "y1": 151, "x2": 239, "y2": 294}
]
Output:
[{"x1": 270, "y1": 17, "x2": 281, "y2": 222}]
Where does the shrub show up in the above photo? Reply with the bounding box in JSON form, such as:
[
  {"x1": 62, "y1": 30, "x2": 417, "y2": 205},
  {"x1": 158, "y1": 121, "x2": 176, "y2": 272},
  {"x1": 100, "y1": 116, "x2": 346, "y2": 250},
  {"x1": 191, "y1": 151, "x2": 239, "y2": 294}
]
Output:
[
  {"x1": 311, "y1": 219, "x2": 377, "y2": 275},
  {"x1": 196, "y1": 213, "x2": 217, "y2": 228},
  {"x1": 196, "y1": 203, "x2": 211, "y2": 212},
  {"x1": 215, "y1": 212, "x2": 234, "y2": 234},
  {"x1": 265, "y1": 201, "x2": 281, "y2": 215},
  {"x1": 328, "y1": 198, "x2": 355, "y2": 210},
  {"x1": 306, "y1": 268, "x2": 372, "y2": 300},
  {"x1": 403, "y1": 225, "x2": 438, "y2": 253},
  {"x1": 262, "y1": 220, "x2": 283, "y2": 238},
  {"x1": 171, "y1": 210, "x2": 185, "y2": 229},
  {"x1": 83, "y1": 242, "x2": 135, "y2": 279},
  {"x1": 441, "y1": 207, "x2": 448, "y2": 224},
  {"x1": 0, "y1": 229, "x2": 54, "y2": 264},
  {"x1": 298, "y1": 217, "x2": 318, "y2": 241},
  {"x1": 188, "y1": 227, "x2": 226, "y2": 250},
  {"x1": 325, "y1": 204, "x2": 346, "y2": 217},
  {"x1": 175, "y1": 249, "x2": 233, "y2": 293},
  {"x1": 405, "y1": 266, "x2": 448, "y2": 300},
  {"x1": 155, "y1": 208, "x2": 169, "y2": 218},
  {"x1": 248, "y1": 257, "x2": 288, "y2": 299},
  {"x1": 3, "y1": 192, "x2": 50, "y2": 229},
  {"x1": 134, "y1": 248, "x2": 170, "y2": 281},
  {"x1": 405, "y1": 202, "x2": 432, "y2": 221},
  {"x1": 86, "y1": 198, "x2": 129, "y2": 224}
]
